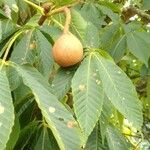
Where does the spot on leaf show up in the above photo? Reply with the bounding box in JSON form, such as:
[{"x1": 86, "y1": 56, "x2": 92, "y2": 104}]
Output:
[
  {"x1": 49, "y1": 107, "x2": 56, "y2": 113},
  {"x1": 51, "y1": 84, "x2": 55, "y2": 87},
  {"x1": 58, "y1": 118, "x2": 64, "y2": 121},
  {"x1": 67, "y1": 121, "x2": 75, "y2": 128},
  {"x1": 79, "y1": 84, "x2": 86, "y2": 91},
  {"x1": 118, "y1": 71, "x2": 121, "y2": 74},
  {"x1": 0, "y1": 103, "x2": 4, "y2": 114},
  {"x1": 96, "y1": 80, "x2": 101, "y2": 85},
  {"x1": 29, "y1": 41, "x2": 36, "y2": 50}
]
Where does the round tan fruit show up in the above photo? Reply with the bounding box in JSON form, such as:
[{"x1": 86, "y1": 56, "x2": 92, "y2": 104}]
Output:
[{"x1": 52, "y1": 33, "x2": 83, "y2": 67}]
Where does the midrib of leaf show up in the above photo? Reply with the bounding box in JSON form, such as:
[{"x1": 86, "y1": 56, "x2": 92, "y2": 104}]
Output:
[
  {"x1": 23, "y1": 30, "x2": 34, "y2": 62},
  {"x1": 131, "y1": 33, "x2": 138, "y2": 51},
  {"x1": 111, "y1": 35, "x2": 125, "y2": 56},
  {"x1": 93, "y1": 53, "x2": 128, "y2": 113},
  {"x1": 84, "y1": 54, "x2": 92, "y2": 134},
  {"x1": 108, "y1": 26, "x2": 119, "y2": 49}
]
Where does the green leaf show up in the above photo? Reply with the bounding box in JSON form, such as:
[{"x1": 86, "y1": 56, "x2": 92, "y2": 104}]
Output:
[
  {"x1": 126, "y1": 32, "x2": 150, "y2": 67},
  {"x1": 96, "y1": 5, "x2": 119, "y2": 23},
  {"x1": 142, "y1": 0, "x2": 150, "y2": 9},
  {"x1": 51, "y1": 0, "x2": 76, "y2": 6},
  {"x1": 93, "y1": 52, "x2": 143, "y2": 130},
  {"x1": 99, "y1": 96, "x2": 112, "y2": 142},
  {"x1": 34, "y1": 127, "x2": 59, "y2": 150},
  {"x1": 106, "y1": 125, "x2": 131, "y2": 150},
  {"x1": 0, "y1": 19, "x2": 18, "y2": 43},
  {"x1": 0, "y1": 21, "x2": 2, "y2": 42},
  {"x1": 52, "y1": 68, "x2": 75, "y2": 100},
  {"x1": 39, "y1": 25, "x2": 62, "y2": 43},
  {"x1": 13, "y1": 82, "x2": 31, "y2": 106},
  {"x1": 80, "y1": 3, "x2": 103, "y2": 28},
  {"x1": 6, "y1": 65, "x2": 21, "y2": 91},
  {"x1": 141, "y1": 63, "x2": 150, "y2": 76},
  {"x1": 15, "y1": 64, "x2": 82, "y2": 150},
  {"x1": 72, "y1": 55, "x2": 104, "y2": 139},
  {"x1": 84, "y1": 22, "x2": 100, "y2": 48},
  {"x1": 14, "y1": 121, "x2": 39, "y2": 150},
  {"x1": 0, "y1": 67, "x2": 14, "y2": 150},
  {"x1": 85, "y1": 124, "x2": 109, "y2": 150},
  {"x1": 100, "y1": 23, "x2": 120, "y2": 50},
  {"x1": 135, "y1": 32, "x2": 150, "y2": 44},
  {"x1": 71, "y1": 9, "x2": 99, "y2": 48},
  {"x1": 10, "y1": 30, "x2": 34, "y2": 64},
  {"x1": 123, "y1": 22, "x2": 142, "y2": 33},
  {"x1": 71, "y1": 9, "x2": 87, "y2": 43},
  {"x1": 110, "y1": 35, "x2": 127, "y2": 62},
  {"x1": 99, "y1": 1, "x2": 121, "y2": 13},
  {"x1": 0, "y1": 9, "x2": 8, "y2": 19},
  {"x1": 4, "y1": 0, "x2": 17, "y2": 9},
  {"x1": 35, "y1": 30, "x2": 54, "y2": 80}
]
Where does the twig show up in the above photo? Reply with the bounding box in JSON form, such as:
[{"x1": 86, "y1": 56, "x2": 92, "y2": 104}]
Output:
[
  {"x1": 46, "y1": 1, "x2": 81, "y2": 17},
  {"x1": 38, "y1": 3, "x2": 52, "y2": 25},
  {"x1": 23, "y1": 0, "x2": 44, "y2": 15}
]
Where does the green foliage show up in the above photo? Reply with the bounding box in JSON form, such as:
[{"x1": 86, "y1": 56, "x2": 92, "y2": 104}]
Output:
[
  {"x1": 16, "y1": 64, "x2": 82, "y2": 150},
  {"x1": 0, "y1": 68, "x2": 14, "y2": 150},
  {"x1": 93, "y1": 52, "x2": 143, "y2": 129},
  {"x1": 106, "y1": 125, "x2": 132, "y2": 150},
  {"x1": 126, "y1": 31, "x2": 150, "y2": 67},
  {"x1": 72, "y1": 54, "x2": 104, "y2": 140},
  {"x1": 0, "y1": 0, "x2": 150, "y2": 149}
]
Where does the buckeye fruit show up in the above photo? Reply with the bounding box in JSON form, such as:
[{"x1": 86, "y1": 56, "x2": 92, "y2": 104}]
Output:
[{"x1": 52, "y1": 33, "x2": 83, "y2": 67}]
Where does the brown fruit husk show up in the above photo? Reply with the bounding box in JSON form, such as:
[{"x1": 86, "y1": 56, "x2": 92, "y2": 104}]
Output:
[{"x1": 52, "y1": 33, "x2": 83, "y2": 67}]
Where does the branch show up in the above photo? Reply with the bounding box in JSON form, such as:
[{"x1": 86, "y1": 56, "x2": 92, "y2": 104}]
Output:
[
  {"x1": 38, "y1": 1, "x2": 81, "y2": 26},
  {"x1": 130, "y1": 5, "x2": 150, "y2": 22},
  {"x1": 122, "y1": 5, "x2": 150, "y2": 23}
]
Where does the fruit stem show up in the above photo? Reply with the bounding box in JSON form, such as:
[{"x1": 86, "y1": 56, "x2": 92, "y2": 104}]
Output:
[
  {"x1": 47, "y1": 6, "x2": 71, "y2": 33},
  {"x1": 63, "y1": 7, "x2": 71, "y2": 34}
]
